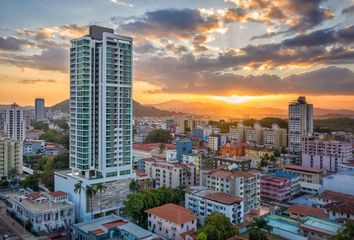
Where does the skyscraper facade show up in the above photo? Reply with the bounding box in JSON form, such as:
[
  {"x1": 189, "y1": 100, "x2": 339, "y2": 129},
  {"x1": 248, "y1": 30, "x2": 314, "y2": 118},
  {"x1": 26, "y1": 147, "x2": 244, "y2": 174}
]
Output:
[
  {"x1": 4, "y1": 103, "x2": 26, "y2": 141},
  {"x1": 69, "y1": 25, "x2": 133, "y2": 179},
  {"x1": 288, "y1": 96, "x2": 313, "y2": 153},
  {"x1": 55, "y1": 25, "x2": 134, "y2": 221},
  {"x1": 34, "y1": 98, "x2": 45, "y2": 122}
]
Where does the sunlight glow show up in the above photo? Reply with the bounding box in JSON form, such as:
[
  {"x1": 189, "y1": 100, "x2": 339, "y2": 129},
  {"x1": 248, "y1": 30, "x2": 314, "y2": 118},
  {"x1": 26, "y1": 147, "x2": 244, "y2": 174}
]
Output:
[{"x1": 208, "y1": 95, "x2": 262, "y2": 104}]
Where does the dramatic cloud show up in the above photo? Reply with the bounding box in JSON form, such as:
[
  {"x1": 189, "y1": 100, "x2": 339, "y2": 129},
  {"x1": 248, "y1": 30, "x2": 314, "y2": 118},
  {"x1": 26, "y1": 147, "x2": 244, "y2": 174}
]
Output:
[
  {"x1": 18, "y1": 79, "x2": 57, "y2": 84},
  {"x1": 0, "y1": 36, "x2": 33, "y2": 51},
  {"x1": 342, "y1": 5, "x2": 354, "y2": 15}
]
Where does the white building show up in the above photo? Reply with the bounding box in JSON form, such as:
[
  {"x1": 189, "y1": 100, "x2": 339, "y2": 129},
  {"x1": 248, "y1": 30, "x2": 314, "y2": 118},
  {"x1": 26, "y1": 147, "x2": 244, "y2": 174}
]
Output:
[
  {"x1": 185, "y1": 186, "x2": 244, "y2": 225},
  {"x1": 146, "y1": 203, "x2": 197, "y2": 240},
  {"x1": 200, "y1": 168, "x2": 260, "y2": 213},
  {"x1": 34, "y1": 98, "x2": 45, "y2": 122},
  {"x1": 301, "y1": 136, "x2": 352, "y2": 173},
  {"x1": 4, "y1": 103, "x2": 26, "y2": 141},
  {"x1": 0, "y1": 137, "x2": 23, "y2": 179},
  {"x1": 323, "y1": 162, "x2": 354, "y2": 195},
  {"x1": 288, "y1": 96, "x2": 313, "y2": 153},
  {"x1": 208, "y1": 134, "x2": 220, "y2": 152},
  {"x1": 11, "y1": 191, "x2": 74, "y2": 233},
  {"x1": 143, "y1": 158, "x2": 195, "y2": 188},
  {"x1": 55, "y1": 25, "x2": 135, "y2": 221},
  {"x1": 23, "y1": 140, "x2": 45, "y2": 155}
]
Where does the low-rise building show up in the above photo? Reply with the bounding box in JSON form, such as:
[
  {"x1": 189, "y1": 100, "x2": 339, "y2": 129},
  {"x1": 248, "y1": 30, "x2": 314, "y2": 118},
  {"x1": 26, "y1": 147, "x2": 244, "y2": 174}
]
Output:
[
  {"x1": 146, "y1": 203, "x2": 197, "y2": 240},
  {"x1": 301, "y1": 136, "x2": 353, "y2": 173},
  {"x1": 200, "y1": 168, "x2": 260, "y2": 213},
  {"x1": 299, "y1": 216, "x2": 342, "y2": 240},
  {"x1": 245, "y1": 146, "x2": 274, "y2": 159},
  {"x1": 23, "y1": 140, "x2": 45, "y2": 155},
  {"x1": 11, "y1": 191, "x2": 74, "y2": 233},
  {"x1": 272, "y1": 171, "x2": 301, "y2": 198},
  {"x1": 71, "y1": 214, "x2": 159, "y2": 240},
  {"x1": 219, "y1": 141, "x2": 249, "y2": 157},
  {"x1": 45, "y1": 142, "x2": 65, "y2": 156},
  {"x1": 284, "y1": 165, "x2": 323, "y2": 194},
  {"x1": 0, "y1": 137, "x2": 23, "y2": 179},
  {"x1": 25, "y1": 129, "x2": 44, "y2": 140},
  {"x1": 260, "y1": 175, "x2": 291, "y2": 202},
  {"x1": 144, "y1": 158, "x2": 195, "y2": 188},
  {"x1": 185, "y1": 186, "x2": 244, "y2": 225},
  {"x1": 286, "y1": 204, "x2": 327, "y2": 220}
]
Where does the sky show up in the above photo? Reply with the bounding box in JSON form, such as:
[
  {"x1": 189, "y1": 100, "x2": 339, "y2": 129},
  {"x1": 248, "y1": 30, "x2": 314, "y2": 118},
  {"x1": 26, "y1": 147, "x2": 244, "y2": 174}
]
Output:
[{"x1": 0, "y1": 0, "x2": 354, "y2": 109}]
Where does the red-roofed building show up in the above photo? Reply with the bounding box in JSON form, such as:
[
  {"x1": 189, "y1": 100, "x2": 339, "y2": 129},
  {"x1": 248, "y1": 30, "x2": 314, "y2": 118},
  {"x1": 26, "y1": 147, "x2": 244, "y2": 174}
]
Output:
[
  {"x1": 146, "y1": 204, "x2": 197, "y2": 240},
  {"x1": 287, "y1": 204, "x2": 328, "y2": 220},
  {"x1": 219, "y1": 141, "x2": 250, "y2": 157}
]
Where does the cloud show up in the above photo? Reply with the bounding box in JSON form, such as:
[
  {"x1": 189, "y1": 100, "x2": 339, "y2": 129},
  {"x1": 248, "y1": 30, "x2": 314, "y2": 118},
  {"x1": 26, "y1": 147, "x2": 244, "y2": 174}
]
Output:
[
  {"x1": 342, "y1": 5, "x2": 354, "y2": 15},
  {"x1": 0, "y1": 42, "x2": 69, "y2": 72},
  {"x1": 0, "y1": 36, "x2": 33, "y2": 51},
  {"x1": 110, "y1": 0, "x2": 133, "y2": 7},
  {"x1": 17, "y1": 79, "x2": 57, "y2": 84}
]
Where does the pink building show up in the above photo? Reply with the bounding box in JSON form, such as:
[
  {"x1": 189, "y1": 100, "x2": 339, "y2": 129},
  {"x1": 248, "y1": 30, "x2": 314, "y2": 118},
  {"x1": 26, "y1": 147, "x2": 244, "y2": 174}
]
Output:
[
  {"x1": 301, "y1": 136, "x2": 352, "y2": 173},
  {"x1": 146, "y1": 203, "x2": 197, "y2": 240},
  {"x1": 260, "y1": 176, "x2": 291, "y2": 202}
]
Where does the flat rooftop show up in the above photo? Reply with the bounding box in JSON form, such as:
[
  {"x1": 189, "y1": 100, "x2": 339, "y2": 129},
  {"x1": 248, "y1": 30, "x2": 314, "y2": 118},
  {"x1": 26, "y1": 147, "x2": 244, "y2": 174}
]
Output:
[
  {"x1": 265, "y1": 214, "x2": 301, "y2": 234},
  {"x1": 300, "y1": 216, "x2": 341, "y2": 235}
]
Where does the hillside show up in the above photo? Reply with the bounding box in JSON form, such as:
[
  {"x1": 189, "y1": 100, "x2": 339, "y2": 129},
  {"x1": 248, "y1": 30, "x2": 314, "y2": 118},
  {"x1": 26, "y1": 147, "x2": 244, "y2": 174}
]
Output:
[{"x1": 49, "y1": 99, "x2": 182, "y2": 117}]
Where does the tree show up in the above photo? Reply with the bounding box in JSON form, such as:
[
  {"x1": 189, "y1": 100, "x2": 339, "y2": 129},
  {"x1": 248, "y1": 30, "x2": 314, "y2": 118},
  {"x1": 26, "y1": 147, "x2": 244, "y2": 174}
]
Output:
[
  {"x1": 144, "y1": 178, "x2": 153, "y2": 190},
  {"x1": 86, "y1": 185, "x2": 97, "y2": 220},
  {"x1": 53, "y1": 153, "x2": 69, "y2": 169},
  {"x1": 249, "y1": 228, "x2": 268, "y2": 240},
  {"x1": 129, "y1": 179, "x2": 139, "y2": 193},
  {"x1": 145, "y1": 129, "x2": 172, "y2": 143},
  {"x1": 22, "y1": 172, "x2": 41, "y2": 191},
  {"x1": 331, "y1": 221, "x2": 354, "y2": 240},
  {"x1": 41, "y1": 158, "x2": 55, "y2": 191},
  {"x1": 159, "y1": 143, "x2": 165, "y2": 154},
  {"x1": 95, "y1": 183, "x2": 108, "y2": 216},
  {"x1": 25, "y1": 219, "x2": 33, "y2": 231},
  {"x1": 251, "y1": 218, "x2": 272, "y2": 233},
  {"x1": 8, "y1": 167, "x2": 19, "y2": 179},
  {"x1": 196, "y1": 232, "x2": 208, "y2": 240},
  {"x1": 74, "y1": 181, "x2": 85, "y2": 222},
  {"x1": 198, "y1": 212, "x2": 239, "y2": 240}
]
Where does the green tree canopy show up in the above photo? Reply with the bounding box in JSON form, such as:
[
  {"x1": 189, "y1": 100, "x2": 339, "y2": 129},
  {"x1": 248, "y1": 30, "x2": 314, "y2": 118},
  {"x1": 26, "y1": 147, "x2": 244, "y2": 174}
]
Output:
[
  {"x1": 145, "y1": 129, "x2": 172, "y2": 143},
  {"x1": 197, "y1": 212, "x2": 239, "y2": 240}
]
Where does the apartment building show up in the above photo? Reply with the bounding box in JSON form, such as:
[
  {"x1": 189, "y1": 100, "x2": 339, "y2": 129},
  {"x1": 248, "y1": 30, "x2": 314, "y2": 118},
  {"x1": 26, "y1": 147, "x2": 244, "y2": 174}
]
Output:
[
  {"x1": 0, "y1": 137, "x2": 23, "y2": 179},
  {"x1": 245, "y1": 146, "x2": 274, "y2": 158},
  {"x1": 71, "y1": 214, "x2": 159, "y2": 240},
  {"x1": 230, "y1": 123, "x2": 286, "y2": 149},
  {"x1": 208, "y1": 134, "x2": 221, "y2": 152},
  {"x1": 260, "y1": 175, "x2": 291, "y2": 202},
  {"x1": 301, "y1": 136, "x2": 352, "y2": 173},
  {"x1": 288, "y1": 96, "x2": 313, "y2": 153},
  {"x1": 192, "y1": 125, "x2": 217, "y2": 141},
  {"x1": 185, "y1": 186, "x2": 244, "y2": 225},
  {"x1": 143, "y1": 158, "x2": 195, "y2": 188},
  {"x1": 23, "y1": 140, "x2": 45, "y2": 155},
  {"x1": 323, "y1": 162, "x2": 354, "y2": 195},
  {"x1": 34, "y1": 98, "x2": 45, "y2": 122},
  {"x1": 176, "y1": 139, "x2": 192, "y2": 161},
  {"x1": 179, "y1": 117, "x2": 207, "y2": 133},
  {"x1": 11, "y1": 191, "x2": 74, "y2": 233},
  {"x1": 146, "y1": 203, "x2": 197, "y2": 240},
  {"x1": 200, "y1": 168, "x2": 260, "y2": 213},
  {"x1": 284, "y1": 165, "x2": 323, "y2": 194},
  {"x1": 4, "y1": 103, "x2": 26, "y2": 141},
  {"x1": 272, "y1": 171, "x2": 301, "y2": 198},
  {"x1": 219, "y1": 141, "x2": 249, "y2": 157}
]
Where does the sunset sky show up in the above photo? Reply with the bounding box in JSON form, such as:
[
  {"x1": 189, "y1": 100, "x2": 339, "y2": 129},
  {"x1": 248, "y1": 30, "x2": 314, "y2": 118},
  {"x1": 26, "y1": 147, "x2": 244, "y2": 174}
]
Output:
[{"x1": 1, "y1": 0, "x2": 354, "y2": 109}]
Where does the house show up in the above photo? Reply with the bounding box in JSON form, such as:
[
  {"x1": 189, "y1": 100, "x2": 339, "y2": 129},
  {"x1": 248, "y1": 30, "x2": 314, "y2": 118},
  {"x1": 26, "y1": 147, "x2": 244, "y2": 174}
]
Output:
[
  {"x1": 287, "y1": 204, "x2": 328, "y2": 220},
  {"x1": 299, "y1": 216, "x2": 342, "y2": 240},
  {"x1": 146, "y1": 203, "x2": 197, "y2": 240}
]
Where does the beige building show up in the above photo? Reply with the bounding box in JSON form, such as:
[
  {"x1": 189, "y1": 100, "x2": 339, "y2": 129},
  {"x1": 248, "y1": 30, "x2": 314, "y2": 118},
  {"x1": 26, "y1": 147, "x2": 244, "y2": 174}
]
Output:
[
  {"x1": 0, "y1": 137, "x2": 23, "y2": 179},
  {"x1": 179, "y1": 117, "x2": 206, "y2": 133},
  {"x1": 230, "y1": 122, "x2": 287, "y2": 149},
  {"x1": 143, "y1": 159, "x2": 195, "y2": 188}
]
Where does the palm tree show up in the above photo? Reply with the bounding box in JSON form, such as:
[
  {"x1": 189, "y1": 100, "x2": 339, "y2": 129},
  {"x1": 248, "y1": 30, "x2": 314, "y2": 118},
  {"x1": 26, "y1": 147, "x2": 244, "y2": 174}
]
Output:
[
  {"x1": 144, "y1": 178, "x2": 153, "y2": 190},
  {"x1": 95, "y1": 183, "x2": 108, "y2": 216},
  {"x1": 74, "y1": 181, "x2": 85, "y2": 222},
  {"x1": 129, "y1": 179, "x2": 139, "y2": 193},
  {"x1": 85, "y1": 185, "x2": 97, "y2": 220}
]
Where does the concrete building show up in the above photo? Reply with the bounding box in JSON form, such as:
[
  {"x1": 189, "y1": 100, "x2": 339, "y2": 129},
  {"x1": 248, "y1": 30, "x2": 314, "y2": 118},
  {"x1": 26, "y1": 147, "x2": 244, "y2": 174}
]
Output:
[
  {"x1": 299, "y1": 216, "x2": 342, "y2": 240},
  {"x1": 146, "y1": 203, "x2": 197, "y2": 240},
  {"x1": 200, "y1": 168, "x2": 260, "y2": 213},
  {"x1": 229, "y1": 123, "x2": 245, "y2": 142},
  {"x1": 176, "y1": 139, "x2": 192, "y2": 161},
  {"x1": 71, "y1": 214, "x2": 159, "y2": 240},
  {"x1": 23, "y1": 140, "x2": 45, "y2": 155},
  {"x1": 179, "y1": 117, "x2": 207, "y2": 133},
  {"x1": 55, "y1": 25, "x2": 135, "y2": 221},
  {"x1": 245, "y1": 122, "x2": 263, "y2": 145},
  {"x1": 11, "y1": 191, "x2": 74, "y2": 233},
  {"x1": 245, "y1": 146, "x2": 274, "y2": 158},
  {"x1": 263, "y1": 123, "x2": 287, "y2": 149},
  {"x1": 185, "y1": 186, "x2": 244, "y2": 225},
  {"x1": 143, "y1": 158, "x2": 195, "y2": 189},
  {"x1": 34, "y1": 98, "x2": 45, "y2": 122},
  {"x1": 4, "y1": 103, "x2": 26, "y2": 141},
  {"x1": 284, "y1": 164, "x2": 323, "y2": 194},
  {"x1": 0, "y1": 137, "x2": 23, "y2": 179},
  {"x1": 301, "y1": 136, "x2": 352, "y2": 173},
  {"x1": 208, "y1": 134, "x2": 221, "y2": 152},
  {"x1": 323, "y1": 162, "x2": 354, "y2": 195},
  {"x1": 286, "y1": 204, "x2": 327, "y2": 221},
  {"x1": 219, "y1": 141, "x2": 249, "y2": 157},
  {"x1": 260, "y1": 175, "x2": 291, "y2": 202},
  {"x1": 288, "y1": 96, "x2": 313, "y2": 153},
  {"x1": 272, "y1": 171, "x2": 301, "y2": 198}
]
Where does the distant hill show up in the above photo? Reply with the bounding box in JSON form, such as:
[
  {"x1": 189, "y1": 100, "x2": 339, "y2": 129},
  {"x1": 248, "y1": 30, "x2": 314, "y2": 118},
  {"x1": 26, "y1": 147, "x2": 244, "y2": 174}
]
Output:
[{"x1": 49, "y1": 99, "x2": 183, "y2": 117}]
